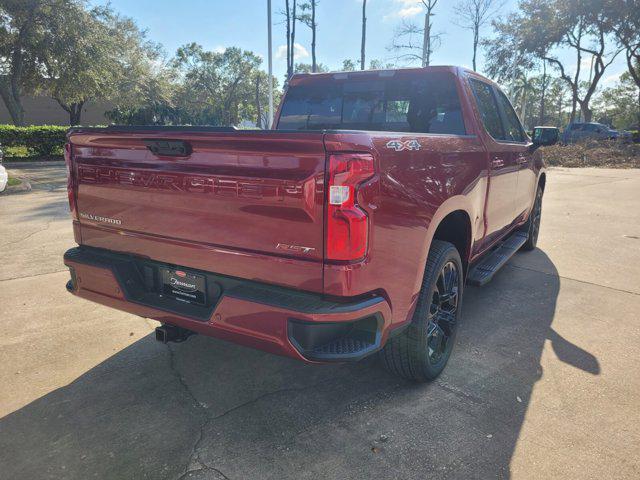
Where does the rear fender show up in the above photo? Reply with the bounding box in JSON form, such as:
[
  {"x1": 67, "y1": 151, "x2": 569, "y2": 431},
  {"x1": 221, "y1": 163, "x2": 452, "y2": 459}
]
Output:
[{"x1": 416, "y1": 196, "x2": 477, "y2": 290}]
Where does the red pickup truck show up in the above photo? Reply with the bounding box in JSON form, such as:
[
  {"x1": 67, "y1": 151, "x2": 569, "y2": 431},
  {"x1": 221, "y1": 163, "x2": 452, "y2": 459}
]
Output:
[{"x1": 63, "y1": 66, "x2": 558, "y2": 382}]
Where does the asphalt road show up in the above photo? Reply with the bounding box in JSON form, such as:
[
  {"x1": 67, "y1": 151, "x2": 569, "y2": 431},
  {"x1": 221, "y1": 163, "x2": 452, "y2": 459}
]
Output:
[{"x1": 1, "y1": 162, "x2": 639, "y2": 480}]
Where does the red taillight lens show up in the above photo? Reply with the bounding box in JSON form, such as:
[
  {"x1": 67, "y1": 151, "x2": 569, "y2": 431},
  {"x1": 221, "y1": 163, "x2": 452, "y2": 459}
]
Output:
[
  {"x1": 326, "y1": 153, "x2": 375, "y2": 261},
  {"x1": 64, "y1": 142, "x2": 78, "y2": 221}
]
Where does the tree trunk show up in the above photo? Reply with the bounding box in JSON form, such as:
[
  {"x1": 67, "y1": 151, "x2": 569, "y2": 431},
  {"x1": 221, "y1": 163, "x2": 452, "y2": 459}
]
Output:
[
  {"x1": 422, "y1": 12, "x2": 430, "y2": 67},
  {"x1": 581, "y1": 105, "x2": 592, "y2": 123},
  {"x1": 255, "y1": 75, "x2": 262, "y2": 128},
  {"x1": 557, "y1": 94, "x2": 563, "y2": 128},
  {"x1": 0, "y1": 83, "x2": 25, "y2": 126},
  {"x1": 569, "y1": 92, "x2": 577, "y2": 124},
  {"x1": 311, "y1": 1, "x2": 317, "y2": 72},
  {"x1": 539, "y1": 60, "x2": 547, "y2": 125},
  {"x1": 472, "y1": 27, "x2": 478, "y2": 72},
  {"x1": 360, "y1": 0, "x2": 366, "y2": 70},
  {"x1": 285, "y1": 0, "x2": 292, "y2": 79},
  {"x1": 291, "y1": 0, "x2": 297, "y2": 74},
  {"x1": 69, "y1": 102, "x2": 84, "y2": 125}
]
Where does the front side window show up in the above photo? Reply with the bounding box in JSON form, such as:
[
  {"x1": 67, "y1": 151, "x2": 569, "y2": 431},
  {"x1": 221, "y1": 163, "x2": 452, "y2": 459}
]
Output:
[
  {"x1": 495, "y1": 89, "x2": 526, "y2": 142},
  {"x1": 469, "y1": 78, "x2": 504, "y2": 140},
  {"x1": 277, "y1": 73, "x2": 465, "y2": 134}
]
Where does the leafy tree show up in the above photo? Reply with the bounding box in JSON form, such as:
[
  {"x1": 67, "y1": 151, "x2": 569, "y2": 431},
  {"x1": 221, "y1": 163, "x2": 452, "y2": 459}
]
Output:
[
  {"x1": 0, "y1": 0, "x2": 70, "y2": 125},
  {"x1": 604, "y1": 0, "x2": 640, "y2": 123},
  {"x1": 171, "y1": 44, "x2": 278, "y2": 127},
  {"x1": 294, "y1": 62, "x2": 328, "y2": 74},
  {"x1": 342, "y1": 59, "x2": 357, "y2": 71},
  {"x1": 252, "y1": 69, "x2": 283, "y2": 128},
  {"x1": 546, "y1": 77, "x2": 571, "y2": 127},
  {"x1": 483, "y1": 14, "x2": 536, "y2": 88},
  {"x1": 513, "y1": 0, "x2": 620, "y2": 122},
  {"x1": 105, "y1": 67, "x2": 178, "y2": 125},
  {"x1": 368, "y1": 59, "x2": 395, "y2": 70},
  {"x1": 453, "y1": 0, "x2": 504, "y2": 71},
  {"x1": 512, "y1": 73, "x2": 536, "y2": 126},
  {"x1": 42, "y1": 5, "x2": 159, "y2": 125},
  {"x1": 593, "y1": 72, "x2": 640, "y2": 129}
]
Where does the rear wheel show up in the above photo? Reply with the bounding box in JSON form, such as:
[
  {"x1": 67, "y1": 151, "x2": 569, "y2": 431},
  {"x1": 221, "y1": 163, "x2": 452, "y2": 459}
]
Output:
[
  {"x1": 521, "y1": 185, "x2": 543, "y2": 251},
  {"x1": 380, "y1": 240, "x2": 462, "y2": 382}
]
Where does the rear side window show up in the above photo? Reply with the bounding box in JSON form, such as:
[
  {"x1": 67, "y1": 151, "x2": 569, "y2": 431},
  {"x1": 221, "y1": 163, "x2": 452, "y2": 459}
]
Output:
[
  {"x1": 277, "y1": 73, "x2": 465, "y2": 134},
  {"x1": 495, "y1": 89, "x2": 526, "y2": 142},
  {"x1": 469, "y1": 79, "x2": 504, "y2": 140}
]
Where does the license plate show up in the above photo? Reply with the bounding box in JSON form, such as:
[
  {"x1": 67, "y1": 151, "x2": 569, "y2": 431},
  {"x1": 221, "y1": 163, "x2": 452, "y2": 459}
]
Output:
[{"x1": 161, "y1": 268, "x2": 206, "y2": 305}]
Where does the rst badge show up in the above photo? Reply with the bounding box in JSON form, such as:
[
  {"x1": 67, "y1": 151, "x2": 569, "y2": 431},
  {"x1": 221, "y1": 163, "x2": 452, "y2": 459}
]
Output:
[
  {"x1": 276, "y1": 243, "x2": 316, "y2": 254},
  {"x1": 386, "y1": 139, "x2": 421, "y2": 152}
]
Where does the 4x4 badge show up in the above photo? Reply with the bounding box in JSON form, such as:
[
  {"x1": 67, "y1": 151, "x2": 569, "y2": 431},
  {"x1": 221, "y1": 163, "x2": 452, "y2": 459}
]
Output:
[{"x1": 386, "y1": 139, "x2": 421, "y2": 151}]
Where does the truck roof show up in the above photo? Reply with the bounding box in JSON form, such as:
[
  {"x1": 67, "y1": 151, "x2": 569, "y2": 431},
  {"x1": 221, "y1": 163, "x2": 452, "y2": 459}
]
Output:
[{"x1": 289, "y1": 65, "x2": 494, "y2": 87}]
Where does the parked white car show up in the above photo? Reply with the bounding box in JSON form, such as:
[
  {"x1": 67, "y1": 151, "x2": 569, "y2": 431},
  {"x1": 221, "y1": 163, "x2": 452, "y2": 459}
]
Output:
[{"x1": 0, "y1": 144, "x2": 7, "y2": 192}]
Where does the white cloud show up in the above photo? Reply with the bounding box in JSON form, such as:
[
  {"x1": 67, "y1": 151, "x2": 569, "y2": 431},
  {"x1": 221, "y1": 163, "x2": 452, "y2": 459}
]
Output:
[
  {"x1": 398, "y1": 6, "x2": 423, "y2": 17},
  {"x1": 275, "y1": 43, "x2": 309, "y2": 60},
  {"x1": 602, "y1": 71, "x2": 623, "y2": 86},
  {"x1": 213, "y1": 45, "x2": 226, "y2": 54},
  {"x1": 386, "y1": 0, "x2": 423, "y2": 19}
]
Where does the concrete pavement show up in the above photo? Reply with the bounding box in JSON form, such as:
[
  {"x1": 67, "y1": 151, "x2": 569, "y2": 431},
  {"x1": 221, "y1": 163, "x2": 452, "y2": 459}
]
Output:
[{"x1": 1, "y1": 163, "x2": 639, "y2": 479}]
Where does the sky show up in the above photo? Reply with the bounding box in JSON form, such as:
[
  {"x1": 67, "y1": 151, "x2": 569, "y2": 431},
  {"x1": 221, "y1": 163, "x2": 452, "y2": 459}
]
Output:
[{"x1": 99, "y1": 0, "x2": 627, "y2": 88}]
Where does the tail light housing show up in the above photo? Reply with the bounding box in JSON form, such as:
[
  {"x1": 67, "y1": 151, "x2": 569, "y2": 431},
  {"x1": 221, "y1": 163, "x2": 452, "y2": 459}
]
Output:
[
  {"x1": 326, "y1": 153, "x2": 375, "y2": 261},
  {"x1": 64, "y1": 142, "x2": 78, "y2": 221}
]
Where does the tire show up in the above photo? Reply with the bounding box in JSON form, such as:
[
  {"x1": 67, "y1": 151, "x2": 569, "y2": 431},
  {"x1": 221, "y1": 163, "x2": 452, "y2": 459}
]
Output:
[
  {"x1": 521, "y1": 185, "x2": 543, "y2": 251},
  {"x1": 380, "y1": 240, "x2": 463, "y2": 382}
]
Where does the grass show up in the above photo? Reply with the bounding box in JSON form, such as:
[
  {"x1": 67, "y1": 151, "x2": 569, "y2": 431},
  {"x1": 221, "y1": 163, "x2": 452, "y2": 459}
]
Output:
[{"x1": 7, "y1": 176, "x2": 22, "y2": 187}]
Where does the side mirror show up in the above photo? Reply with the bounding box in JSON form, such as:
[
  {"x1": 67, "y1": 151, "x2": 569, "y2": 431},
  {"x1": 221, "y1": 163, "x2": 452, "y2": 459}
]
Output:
[{"x1": 532, "y1": 126, "x2": 559, "y2": 149}]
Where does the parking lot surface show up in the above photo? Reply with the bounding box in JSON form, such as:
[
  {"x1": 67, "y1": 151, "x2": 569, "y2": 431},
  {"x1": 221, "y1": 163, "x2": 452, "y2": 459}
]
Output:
[{"x1": 1, "y1": 162, "x2": 639, "y2": 479}]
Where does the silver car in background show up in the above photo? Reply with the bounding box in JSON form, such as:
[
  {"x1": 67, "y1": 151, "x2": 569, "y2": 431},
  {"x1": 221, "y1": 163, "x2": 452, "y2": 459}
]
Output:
[{"x1": 562, "y1": 122, "x2": 624, "y2": 144}]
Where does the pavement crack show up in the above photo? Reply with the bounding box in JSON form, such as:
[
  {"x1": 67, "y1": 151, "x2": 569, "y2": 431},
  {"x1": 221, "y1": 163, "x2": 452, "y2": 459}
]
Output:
[
  {"x1": 165, "y1": 343, "x2": 212, "y2": 480},
  {"x1": 165, "y1": 342, "x2": 337, "y2": 480},
  {"x1": 176, "y1": 463, "x2": 230, "y2": 480},
  {"x1": 2, "y1": 222, "x2": 51, "y2": 247}
]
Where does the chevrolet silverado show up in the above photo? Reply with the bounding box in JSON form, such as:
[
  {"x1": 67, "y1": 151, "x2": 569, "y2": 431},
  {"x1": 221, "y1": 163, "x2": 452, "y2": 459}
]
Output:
[{"x1": 63, "y1": 66, "x2": 558, "y2": 382}]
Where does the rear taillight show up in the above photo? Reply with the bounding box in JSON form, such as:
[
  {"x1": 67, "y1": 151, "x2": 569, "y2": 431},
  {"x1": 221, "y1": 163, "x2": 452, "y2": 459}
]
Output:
[
  {"x1": 64, "y1": 142, "x2": 78, "y2": 221},
  {"x1": 326, "y1": 153, "x2": 375, "y2": 261}
]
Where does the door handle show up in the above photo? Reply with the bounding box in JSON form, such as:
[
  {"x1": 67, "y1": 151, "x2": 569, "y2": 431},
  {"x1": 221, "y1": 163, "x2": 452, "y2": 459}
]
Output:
[
  {"x1": 491, "y1": 157, "x2": 505, "y2": 168},
  {"x1": 516, "y1": 155, "x2": 529, "y2": 165}
]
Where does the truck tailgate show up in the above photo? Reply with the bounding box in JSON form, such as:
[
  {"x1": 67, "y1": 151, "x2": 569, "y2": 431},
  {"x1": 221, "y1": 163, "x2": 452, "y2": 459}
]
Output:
[{"x1": 69, "y1": 129, "x2": 326, "y2": 291}]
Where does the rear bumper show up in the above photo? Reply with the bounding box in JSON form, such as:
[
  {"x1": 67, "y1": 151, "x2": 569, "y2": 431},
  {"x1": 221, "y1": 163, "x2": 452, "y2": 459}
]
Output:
[{"x1": 63, "y1": 247, "x2": 393, "y2": 362}]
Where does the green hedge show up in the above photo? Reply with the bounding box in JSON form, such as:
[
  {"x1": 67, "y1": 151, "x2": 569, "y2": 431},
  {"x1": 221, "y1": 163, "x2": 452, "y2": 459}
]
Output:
[{"x1": 0, "y1": 125, "x2": 68, "y2": 157}]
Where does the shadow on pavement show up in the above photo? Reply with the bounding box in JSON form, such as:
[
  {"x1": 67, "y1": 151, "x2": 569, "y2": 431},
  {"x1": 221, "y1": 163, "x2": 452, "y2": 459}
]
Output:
[{"x1": 0, "y1": 249, "x2": 598, "y2": 479}]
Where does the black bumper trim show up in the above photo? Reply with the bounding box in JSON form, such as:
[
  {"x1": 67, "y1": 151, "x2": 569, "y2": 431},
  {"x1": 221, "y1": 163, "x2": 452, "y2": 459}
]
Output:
[{"x1": 64, "y1": 246, "x2": 385, "y2": 321}]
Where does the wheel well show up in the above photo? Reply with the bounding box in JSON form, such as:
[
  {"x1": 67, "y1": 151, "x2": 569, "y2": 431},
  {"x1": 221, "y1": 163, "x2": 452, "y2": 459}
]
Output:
[
  {"x1": 539, "y1": 172, "x2": 546, "y2": 193},
  {"x1": 432, "y1": 210, "x2": 472, "y2": 273}
]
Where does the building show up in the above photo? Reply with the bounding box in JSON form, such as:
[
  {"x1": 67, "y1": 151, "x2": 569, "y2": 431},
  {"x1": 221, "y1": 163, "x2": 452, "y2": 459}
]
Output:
[{"x1": 0, "y1": 95, "x2": 113, "y2": 126}]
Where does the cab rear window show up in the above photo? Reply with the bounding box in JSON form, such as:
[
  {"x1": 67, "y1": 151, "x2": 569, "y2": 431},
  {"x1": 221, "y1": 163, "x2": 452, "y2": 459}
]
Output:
[{"x1": 277, "y1": 73, "x2": 465, "y2": 135}]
